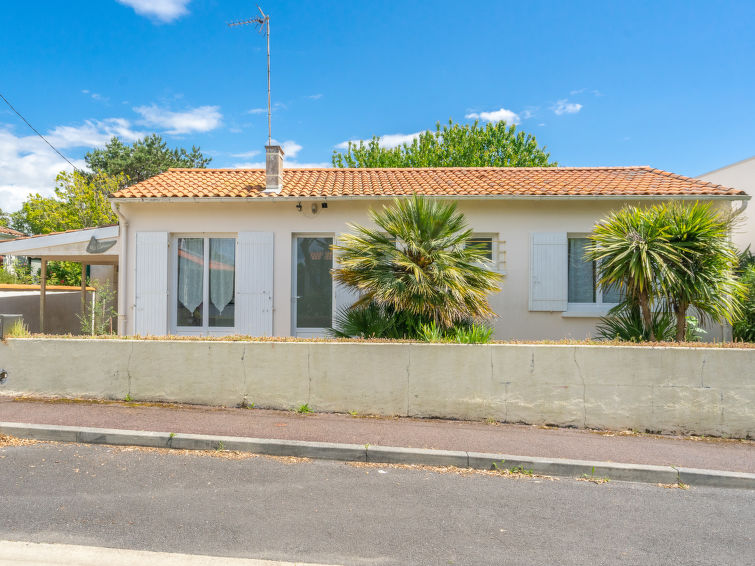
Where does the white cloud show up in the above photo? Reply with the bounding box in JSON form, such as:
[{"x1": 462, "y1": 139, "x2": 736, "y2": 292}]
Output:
[
  {"x1": 570, "y1": 88, "x2": 602, "y2": 97},
  {"x1": 552, "y1": 99, "x2": 583, "y2": 115},
  {"x1": 230, "y1": 150, "x2": 260, "y2": 159},
  {"x1": 335, "y1": 132, "x2": 423, "y2": 150},
  {"x1": 278, "y1": 140, "x2": 302, "y2": 158},
  {"x1": 232, "y1": 161, "x2": 330, "y2": 169},
  {"x1": 116, "y1": 0, "x2": 190, "y2": 23},
  {"x1": 0, "y1": 126, "x2": 87, "y2": 211},
  {"x1": 465, "y1": 107, "x2": 520, "y2": 124},
  {"x1": 306, "y1": 94, "x2": 323, "y2": 100},
  {"x1": 0, "y1": 117, "x2": 148, "y2": 211},
  {"x1": 134, "y1": 104, "x2": 222, "y2": 134},
  {"x1": 47, "y1": 118, "x2": 145, "y2": 149},
  {"x1": 247, "y1": 108, "x2": 267, "y2": 115}
]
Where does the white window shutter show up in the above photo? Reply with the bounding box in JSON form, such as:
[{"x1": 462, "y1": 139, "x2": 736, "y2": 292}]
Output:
[
  {"x1": 134, "y1": 232, "x2": 169, "y2": 335},
  {"x1": 333, "y1": 237, "x2": 360, "y2": 317},
  {"x1": 235, "y1": 232, "x2": 274, "y2": 336},
  {"x1": 529, "y1": 232, "x2": 568, "y2": 311}
]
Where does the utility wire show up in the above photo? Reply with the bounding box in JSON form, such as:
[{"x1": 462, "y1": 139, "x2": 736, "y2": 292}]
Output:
[{"x1": 0, "y1": 91, "x2": 80, "y2": 171}]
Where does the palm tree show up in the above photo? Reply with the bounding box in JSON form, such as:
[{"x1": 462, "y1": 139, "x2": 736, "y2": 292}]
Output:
[
  {"x1": 586, "y1": 205, "x2": 682, "y2": 341},
  {"x1": 332, "y1": 195, "x2": 502, "y2": 329},
  {"x1": 589, "y1": 202, "x2": 743, "y2": 342},
  {"x1": 663, "y1": 202, "x2": 743, "y2": 341}
]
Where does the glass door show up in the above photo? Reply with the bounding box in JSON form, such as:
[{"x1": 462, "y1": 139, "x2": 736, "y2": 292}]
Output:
[
  {"x1": 293, "y1": 236, "x2": 333, "y2": 337},
  {"x1": 174, "y1": 236, "x2": 236, "y2": 336}
]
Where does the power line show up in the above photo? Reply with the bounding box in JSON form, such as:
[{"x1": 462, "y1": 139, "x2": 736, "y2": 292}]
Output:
[{"x1": 0, "y1": 91, "x2": 79, "y2": 171}]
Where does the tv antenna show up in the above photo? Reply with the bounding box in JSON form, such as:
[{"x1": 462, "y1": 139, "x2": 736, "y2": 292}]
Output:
[{"x1": 229, "y1": 6, "x2": 272, "y2": 145}]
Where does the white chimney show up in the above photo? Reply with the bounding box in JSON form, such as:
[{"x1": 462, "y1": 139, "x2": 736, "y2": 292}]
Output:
[{"x1": 265, "y1": 145, "x2": 284, "y2": 193}]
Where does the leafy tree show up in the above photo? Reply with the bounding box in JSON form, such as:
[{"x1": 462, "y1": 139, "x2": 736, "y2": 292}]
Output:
[
  {"x1": 0, "y1": 208, "x2": 10, "y2": 228},
  {"x1": 332, "y1": 195, "x2": 502, "y2": 329},
  {"x1": 332, "y1": 120, "x2": 554, "y2": 168},
  {"x1": 85, "y1": 134, "x2": 211, "y2": 186},
  {"x1": 46, "y1": 261, "x2": 83, "y2": 287},
  {"x1": 11, "y1": 171, "x2": 121, "y2": 235}
]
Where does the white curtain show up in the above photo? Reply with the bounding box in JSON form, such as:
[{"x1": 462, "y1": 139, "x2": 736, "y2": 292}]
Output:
[
  {"x1": 210, "y1": 238, "x2": 235, "y2": 315},
  {"x1": 178, "y1": 238, "x2": 204, "y2": 314}
]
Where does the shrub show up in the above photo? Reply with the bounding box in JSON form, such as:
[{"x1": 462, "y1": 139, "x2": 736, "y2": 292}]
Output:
[
  {"x1": 733, "y1": 263, "x2": 755, "y2": 342},
  {"x1": 77, "y1": 280, "x2": 117, "y2": 335}
]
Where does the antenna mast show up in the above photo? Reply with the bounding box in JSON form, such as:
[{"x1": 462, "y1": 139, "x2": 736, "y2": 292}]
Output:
[{"x1": 229, "y1": 6, "x2": 272, "y2": 145}]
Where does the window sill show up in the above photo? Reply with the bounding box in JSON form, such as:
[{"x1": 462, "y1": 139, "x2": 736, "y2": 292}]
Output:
[{"x1": 561, "y1": 309, "x2": 610, "y2": 318}]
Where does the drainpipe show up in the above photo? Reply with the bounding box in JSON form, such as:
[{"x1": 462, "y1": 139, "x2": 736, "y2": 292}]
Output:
[{"x1": 111, "y1": 202, "x2": 128, "y2": 336}]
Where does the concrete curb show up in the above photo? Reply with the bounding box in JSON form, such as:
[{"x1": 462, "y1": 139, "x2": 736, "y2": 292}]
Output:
[{"x1": 2, "y1": 422, "x2": 753, "y2": 489}]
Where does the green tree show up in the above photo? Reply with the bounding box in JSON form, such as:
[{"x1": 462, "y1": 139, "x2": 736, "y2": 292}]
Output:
[
  {"x1": 11, "y1": 171, "x2": 122, "y2": 235},
  {"x1": 332, "y1": 120, "x2": 554, "y2": 168},
  {"x1": 332, "y1": 195, "x2": 502, "y2": 329},
  {"x1": 0, "y1": 208, "x2": 10, "y2": 228},
  {"x1": 85, "y1": 134, "x2": 211, "y2": 186}
]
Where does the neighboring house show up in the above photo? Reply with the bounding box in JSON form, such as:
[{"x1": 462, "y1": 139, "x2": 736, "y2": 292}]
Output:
[
  {"x1": 697, "y1": 155, "x2": 755, "y2": 252},
  {"x1": 94, "y1": 146, "x2": 747, "y2": 340},
  {"x1": 0, "y1": 225, "x2": 27, "y2": 272}
]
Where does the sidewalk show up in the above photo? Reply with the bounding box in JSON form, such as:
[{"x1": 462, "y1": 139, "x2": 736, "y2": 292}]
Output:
[{"x1": 1, "y1": 395, "x2": 752, "y2": 474}]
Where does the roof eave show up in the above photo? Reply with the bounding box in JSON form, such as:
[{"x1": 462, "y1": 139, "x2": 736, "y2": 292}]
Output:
[{"x1": 108, "y1": 193, "x2": 750, "y2": 203}]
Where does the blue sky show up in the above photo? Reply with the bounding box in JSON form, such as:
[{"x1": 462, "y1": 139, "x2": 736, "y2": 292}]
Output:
[{"x1": 1, "y1": 0, "x2": 753, "y2": 210}]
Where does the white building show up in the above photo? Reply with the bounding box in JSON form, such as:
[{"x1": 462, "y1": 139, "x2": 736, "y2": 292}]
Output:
[{"x1": 99, "y1": 146, "x2": 747, "y2": 340}]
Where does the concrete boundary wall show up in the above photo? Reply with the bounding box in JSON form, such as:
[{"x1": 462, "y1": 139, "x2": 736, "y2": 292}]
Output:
[{"x1": 0, "y1": 339, "x2": 752, "y2": 437}]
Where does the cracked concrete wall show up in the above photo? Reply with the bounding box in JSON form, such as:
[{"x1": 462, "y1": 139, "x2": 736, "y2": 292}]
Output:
[{"x1": 0, "y1": 339, "x2": 752, "y2": 437}]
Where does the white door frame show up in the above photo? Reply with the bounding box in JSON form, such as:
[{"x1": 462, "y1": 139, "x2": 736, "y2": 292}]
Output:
[
  {"x1": 291, "y1": 233, "x2": 335, "y2": 338},
  {"x1": 170, "y1": 232, "x2": 237, "y2": 336}
]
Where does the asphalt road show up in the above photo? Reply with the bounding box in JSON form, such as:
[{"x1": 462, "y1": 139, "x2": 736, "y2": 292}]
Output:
[{"x1": 1, "y1": 441, "x2": 753, "y2": 566}]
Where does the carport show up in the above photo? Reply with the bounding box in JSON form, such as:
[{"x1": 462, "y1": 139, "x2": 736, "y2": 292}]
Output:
[{"x1": 0, "y1": 225, "x2": 120, "y2": 333}]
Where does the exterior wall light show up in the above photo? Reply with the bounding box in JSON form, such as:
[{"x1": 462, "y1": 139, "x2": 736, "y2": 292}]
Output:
[
  {"x1": 296, "y1": 202, "x2": 303, "y2": 212},
  {"x1": 0, "y1": 369, "x2": 7, "y2": 385}
]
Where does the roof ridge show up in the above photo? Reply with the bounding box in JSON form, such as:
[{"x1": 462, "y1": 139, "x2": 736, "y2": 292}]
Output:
[{"x1": 166, "y1": 165, "x2": 655, "y2": 172}]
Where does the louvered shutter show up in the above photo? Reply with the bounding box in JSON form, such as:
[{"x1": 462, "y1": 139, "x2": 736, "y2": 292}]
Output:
[
  {"x1": 235, "y1": 232, "x2": 274, "y2": 336},
  {"x1": 529, "y1": 232, "x2": 568, "y2": 311},
  {"x1": 134, "y1": 232, "x2": 169, "y2": 335}
]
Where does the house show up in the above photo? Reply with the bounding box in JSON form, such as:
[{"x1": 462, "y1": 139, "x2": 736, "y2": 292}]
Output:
[
  {"x1": 0, "y1": 147, "x2": 747, "y2": 339},
  {"x1": 0, "y1": 225, "x2": 26, "y2": 271},
  {"x1": 97, "y1": 146, "x2": 747, "y2": 340},
  {"x1": 696, "y1": 155, "x2": 755, "y2": 251}
]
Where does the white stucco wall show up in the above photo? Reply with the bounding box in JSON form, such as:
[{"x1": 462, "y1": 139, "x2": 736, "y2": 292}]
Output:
[
  {"x1": 1, "y1": 339, "x2": 752, "y2": 437},
  {"x1": 697, "y1": 156, "x2": 755, "y2": 251},
  {"x1": 116, "y1": 197, "x2": 735, "y2": 340}
]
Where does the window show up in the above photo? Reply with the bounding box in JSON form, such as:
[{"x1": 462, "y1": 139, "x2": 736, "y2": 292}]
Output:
[
  {"x1": 175, "y1": 236, "x2": 235, "y2": 331},
  {"x1": 567, "y1": 237, "x2": 622, "y2": 305},
  {"x1": 466, "y1": 236, "x2": 494, "y2": 261}
]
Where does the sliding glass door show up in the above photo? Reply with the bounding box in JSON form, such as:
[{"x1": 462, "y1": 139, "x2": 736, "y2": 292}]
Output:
[{"x1": 293, "y1": 235, "x2": 333, "y2": 337}]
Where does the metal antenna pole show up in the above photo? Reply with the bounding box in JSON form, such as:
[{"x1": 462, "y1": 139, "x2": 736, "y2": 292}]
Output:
[
  {"x1": 229, "y1": 6, "x2": 271, "y2": 145},
  {"x1": 264, "y1": 8, "x2": 271, "y2": 145}
]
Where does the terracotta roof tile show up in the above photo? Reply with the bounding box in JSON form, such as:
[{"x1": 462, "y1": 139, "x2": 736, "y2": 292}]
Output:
[
  {"x1": 110, "y1": 166, "x2": 747, "y2": 200},
  {"x1": 0, "y1": 226, "x2": 25, "y2": 237}
]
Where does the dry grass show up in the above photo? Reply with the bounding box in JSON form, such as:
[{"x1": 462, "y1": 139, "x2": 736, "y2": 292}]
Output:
[
  {"x1": 4, "y1": 333, "x2": 754, "y2": 348},
  {"x1": 106, "y1": 444, "x2": 310, "y2": 463},
  {"x1": 577, "y1": 476, "x2": 611, "y2": 484},
  {"x1": 0, "y1": 434, "x2": 38, "y2": 447},
  {"x1": 657, "y1": 482, "x2": 690, "y2": 490},
  {"x1": 346, "y1": 460, "x2": 558, "y2": 480}
]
